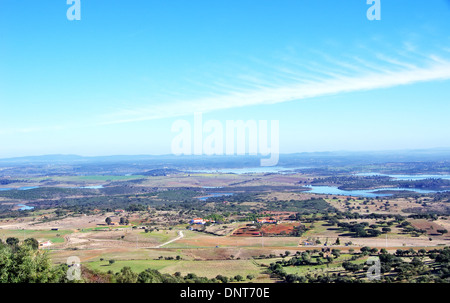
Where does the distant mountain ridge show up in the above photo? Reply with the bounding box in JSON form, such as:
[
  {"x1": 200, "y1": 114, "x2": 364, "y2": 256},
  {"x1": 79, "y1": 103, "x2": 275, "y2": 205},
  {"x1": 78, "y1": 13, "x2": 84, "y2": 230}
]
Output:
[{"x1": 0, "y1": 148, "x2": 449, "y2": 165}]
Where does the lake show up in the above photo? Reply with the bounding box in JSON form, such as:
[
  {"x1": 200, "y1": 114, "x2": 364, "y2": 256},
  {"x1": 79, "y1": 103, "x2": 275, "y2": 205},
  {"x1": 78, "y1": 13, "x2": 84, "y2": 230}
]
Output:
[
  {"x1": 304, "y1": 185, "x2": 449, "y2": 198},
  {"x1": 78, "y1": 185, "x2": 104, "y2": 189},
  {"x1": 17, "y1": 204, "x2": 34, "y2": 211},
  {"x1": 0, "y1": 185, "x2": 104, "y2": 191},
  {"x1": 197, "y1": 192, "x2": 234, "y2": 201},
  {"x1": 0, "y1": 186, "x2": 39, "y2": 191},
  {"x1": 187, "y1": 166, "x2": 308, "y2": 174}
]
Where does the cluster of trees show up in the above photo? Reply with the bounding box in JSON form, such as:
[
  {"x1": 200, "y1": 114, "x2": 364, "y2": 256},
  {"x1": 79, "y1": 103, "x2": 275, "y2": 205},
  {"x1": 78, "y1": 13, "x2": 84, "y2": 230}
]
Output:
[
  {"x1": 267, "y1": 249, "x2": 354, "y2": 277},
  {"x1": 291, "y1": 225, "x2": 308, "y2": 237},
  {"x1": 269, "y1": 246, "x2": 450, "y2": 283},
  {"x1": 266, "y1": 198, "x2": 337, "y2": 213},
  {"x1": 109, "y1": 267, "x2": 254, "y2": 283},
  {"x1": 312, "y1": 175, "x2": 392, "y2": 190},
  {"x1": 0, "y1": 238, "x2": 69, "y2": 283},
  {"x1": 126, "y1": 204, "x2": 147, "y2": 212},
  {"x1": 0, "y1": 237, "x2": 257, "y2": 284},
  {"x1": 204, "y1": 213, "x2": 225, "y2": 223},
  {"x1": 312, "y1": 176, "x2": 450, "y2": 191},
  {"x1": 0, "y1": 179, "x2": 24, "y2": 185},
  {"x1": 337, "y1": 222, "x2": 382, "y2": 238}
]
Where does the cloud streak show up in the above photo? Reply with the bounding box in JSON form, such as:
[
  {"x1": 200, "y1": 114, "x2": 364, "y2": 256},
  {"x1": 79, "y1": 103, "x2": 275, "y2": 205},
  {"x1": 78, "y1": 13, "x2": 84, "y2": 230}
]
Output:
[{"x1": 99, "y1": 53, "x2": 450, "y2": 125}]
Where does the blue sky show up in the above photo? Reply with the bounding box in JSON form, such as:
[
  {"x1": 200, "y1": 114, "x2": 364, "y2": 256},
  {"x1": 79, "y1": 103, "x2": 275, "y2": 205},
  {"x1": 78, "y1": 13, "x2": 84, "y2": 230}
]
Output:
[{"x1": 0, "y1": 0, "x2": 449, "y2": 158}]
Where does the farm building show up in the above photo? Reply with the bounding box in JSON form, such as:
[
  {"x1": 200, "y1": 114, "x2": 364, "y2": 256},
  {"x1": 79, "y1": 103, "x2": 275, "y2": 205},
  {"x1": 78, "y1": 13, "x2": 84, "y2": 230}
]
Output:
[
  {"x1": 257, "y1": 218, "x2": 277, "y2": 224},
  {"x1": 39, "y1": 241, "x2": 52, "y2": 248},
  {"x1": 190, "y1": 218, "x2": 215, "y2": 225}
]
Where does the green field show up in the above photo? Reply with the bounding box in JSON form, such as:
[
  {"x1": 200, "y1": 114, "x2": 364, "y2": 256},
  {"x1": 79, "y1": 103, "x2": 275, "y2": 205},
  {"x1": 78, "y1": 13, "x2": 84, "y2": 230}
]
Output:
[
  {"x1": 28, "y1": 175, "x2": 146, "y2": 183},
  {"x1": 87, "y1": 259, "x2": 178, "y2": 273},
  {"x1": 282, "y1": 255, "x2": 369, "y2": 275},
  {"x1": 76, "y1": 175, "x2": 146, "y2": 181},
  {"x1": 86, "y1": 258, "x2": 266, "y2": 279},
  {"x1": 0, "y1": 229, "x2": 71, "y2": 243},
  {"x1": 138, "y1": 230, "x2": 179, "y2": 244}
]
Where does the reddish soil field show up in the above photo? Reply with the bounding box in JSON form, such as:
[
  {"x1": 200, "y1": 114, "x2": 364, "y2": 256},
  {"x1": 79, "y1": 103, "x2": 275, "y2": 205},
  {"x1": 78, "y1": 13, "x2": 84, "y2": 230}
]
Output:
[
  {"x1": 232, "y1": 226, "x2": 261, "y2": 237},
  {"x1": 261, "y1": 223, "x2": 301, "y2": 235},
  {"x1": 232, "y1": 223, "x2": 302, "y2": 237},
  {"x1": 410, "y1": 219, "x2": 446, "y2": 235}
]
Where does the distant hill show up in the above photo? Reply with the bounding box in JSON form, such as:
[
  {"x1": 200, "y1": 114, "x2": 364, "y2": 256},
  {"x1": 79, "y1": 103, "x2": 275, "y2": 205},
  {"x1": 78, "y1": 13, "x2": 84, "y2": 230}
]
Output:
[
  {"x1": 138, "y1": 168, "x2": 182, "y2": 176},
  {"x1": 0, "y1": 148, "x2": 449, "y2": 171}
]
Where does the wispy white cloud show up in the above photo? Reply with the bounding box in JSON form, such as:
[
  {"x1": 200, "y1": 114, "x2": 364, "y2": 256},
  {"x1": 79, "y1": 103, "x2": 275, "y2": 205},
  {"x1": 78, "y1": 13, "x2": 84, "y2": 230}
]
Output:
[
  {"x1": 2, "y1": 45, "x2": 450, "y2": 134},
  {"x1": 99, "y1": 52, "x2": 450, "y2": 125}
]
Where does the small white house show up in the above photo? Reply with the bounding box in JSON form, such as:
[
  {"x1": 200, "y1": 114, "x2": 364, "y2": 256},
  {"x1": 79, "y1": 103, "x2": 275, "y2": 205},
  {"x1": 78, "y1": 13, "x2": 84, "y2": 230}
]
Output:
[{"x1": 39, "y1": 241, "x2": 52, "y2": 248}]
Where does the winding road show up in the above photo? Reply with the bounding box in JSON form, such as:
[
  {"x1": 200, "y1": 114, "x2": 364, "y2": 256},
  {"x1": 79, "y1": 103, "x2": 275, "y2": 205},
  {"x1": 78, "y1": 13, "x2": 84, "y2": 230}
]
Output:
[{"x1": 156, "y1": 230, "x2": 184, "y2": 248}]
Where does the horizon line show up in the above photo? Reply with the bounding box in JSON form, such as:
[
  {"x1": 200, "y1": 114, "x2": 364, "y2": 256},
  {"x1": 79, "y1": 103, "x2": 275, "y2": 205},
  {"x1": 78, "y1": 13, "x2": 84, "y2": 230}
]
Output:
[{"x1": 1, "y1": 146, "x2": 450, "y2": 161}]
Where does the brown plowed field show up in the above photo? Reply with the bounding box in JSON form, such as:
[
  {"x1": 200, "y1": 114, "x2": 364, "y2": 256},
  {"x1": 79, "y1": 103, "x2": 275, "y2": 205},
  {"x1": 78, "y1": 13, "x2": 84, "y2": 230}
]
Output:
[
  {"x1": 232, "y1": 223, "x2": 302, "y2": 237},
  {"x1": 261, "y1": 223, "x2": 301, "y2": 235},
  {"x1": 410, "y1": 219, "x2": 446, "y2": 235}
]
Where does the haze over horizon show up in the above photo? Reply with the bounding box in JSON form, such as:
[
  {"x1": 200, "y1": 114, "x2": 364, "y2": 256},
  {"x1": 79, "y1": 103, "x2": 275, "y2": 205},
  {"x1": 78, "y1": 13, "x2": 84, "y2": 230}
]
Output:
[
  {"x1": 1, "y1": 147, "x2": 450, "y2": 163},
  {"x1": 1, "y1": 1, "x2": 450, "y2": 158}
]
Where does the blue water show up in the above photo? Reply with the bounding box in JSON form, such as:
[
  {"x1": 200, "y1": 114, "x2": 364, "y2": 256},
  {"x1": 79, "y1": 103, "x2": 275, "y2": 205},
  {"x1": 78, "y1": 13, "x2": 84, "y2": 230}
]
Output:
[
  {"x1": 17, "y1": 204, "x2": 34, "y2": 211},
  {"x1": 0, "y1": 186, "x2": 39, "y2": 191},
  {"x1": 0, "y1": 185, "x2": 103, "y2": 191},
  {"x1": 197, "y1": 192, "x2": 234, "y2": 201},
  {"x1": 305, "y1": 185, "x2": 449, "y2": 198},
  {"x1": 78, "y1": 185, "x2": 104, "y2": 189},
  {"x1": 188, "y1": 166, "x2": 307, "y2": 174}
]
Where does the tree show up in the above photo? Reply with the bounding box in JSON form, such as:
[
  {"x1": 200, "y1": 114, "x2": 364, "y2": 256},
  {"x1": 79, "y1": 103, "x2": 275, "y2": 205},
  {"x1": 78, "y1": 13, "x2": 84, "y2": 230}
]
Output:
[
  {"x1": 360, "y1": 246, "x2": 371, "y2": 254},
  {"x1": 109, "y1": 259, "x2": 115, "y2": 265},
  {"x1": 436, "y1": 229, "x2": 448, "y2": 236},
  {"x1": 116, "y1": 266, "x2": 138, "y2": 283},
  {"x1": 215, "y1": 275, "x2": 228, "y2": 283},
  {"x1": 342, "y1": 261, "x2": 362, "y2": 273},
  {"x1": 331, "y1": 249, "x2": 341, "y2": 258},
  {"x1": 382, "y1": 227, "x2": 391, "y2": 233},
  {"x1": 105, "y1": 217, "x2": 112, "y2": 225},
  {"x1": 367, "y1": 229, "x2": 381, "y2": 237},
  {"x1": 0, "y1": 242, "x2": 68, "y2": 283},
  {"x1": 334, "y1": 237, "x2": 340, "y2": 245},
  {"x1": 138, "y1": 269, "x2": 163, "y2": 283},
  {"x1": 300, "y1": 252, "x2": 312, "y2": 265},
  {"x1": 234, "y1": 275, "x2": 244, "y2": 282},
  {"x1": 6, "y1": 237, "x2": 19, "y2": 247},
  {"x1": 24, "y1": 238, "x2": 39, "y2": 250},
  {"x1": 411, "y1": 257, "x2": 423, "y2": 268},
  {"x1": 246, "y1": 274, "x2": 255, "y2": 280}
]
